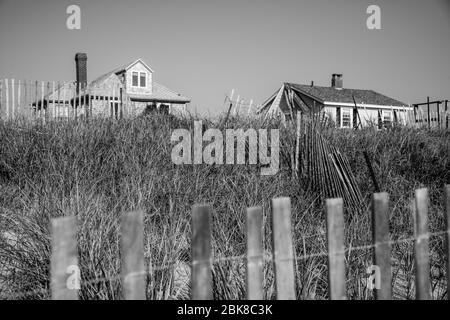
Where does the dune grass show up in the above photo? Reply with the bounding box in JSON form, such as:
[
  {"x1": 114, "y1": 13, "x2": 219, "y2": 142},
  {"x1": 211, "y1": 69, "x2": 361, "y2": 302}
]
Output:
[{"x1": 0, "y1": 113, "x2": 449, "y2": 300}]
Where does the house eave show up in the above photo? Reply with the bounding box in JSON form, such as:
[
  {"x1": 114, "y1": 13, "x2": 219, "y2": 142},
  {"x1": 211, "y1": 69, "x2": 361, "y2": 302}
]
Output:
[
  {"x1": 130, "y1": 97, "x2": 190, "y2": 104},
  {"x1": 324, "y1": 101, "x2": 412, "y2": 110}
]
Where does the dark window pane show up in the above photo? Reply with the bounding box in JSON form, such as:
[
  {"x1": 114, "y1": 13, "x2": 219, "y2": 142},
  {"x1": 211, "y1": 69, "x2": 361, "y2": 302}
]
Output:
[
  {"x1": 140, "y1": 73, "x2": 146, "y2": 87},
  {"x1": 132, "y1": 72, "x2": 138, "y2": 86}
]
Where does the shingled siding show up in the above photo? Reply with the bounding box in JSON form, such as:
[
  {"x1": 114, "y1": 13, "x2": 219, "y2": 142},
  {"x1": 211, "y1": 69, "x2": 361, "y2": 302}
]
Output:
[{"x1": 126, "y1": 62, "x2": 153, "y2": 95}]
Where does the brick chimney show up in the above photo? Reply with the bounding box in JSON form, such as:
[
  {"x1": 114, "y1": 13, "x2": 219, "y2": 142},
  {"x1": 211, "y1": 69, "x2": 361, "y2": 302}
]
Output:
[
  {"x1": 75, "y1": 53, "x2": 87, "y2": 90},
  {"x1": 331, "y1": 74, "x2": 343, "y2": 89}
]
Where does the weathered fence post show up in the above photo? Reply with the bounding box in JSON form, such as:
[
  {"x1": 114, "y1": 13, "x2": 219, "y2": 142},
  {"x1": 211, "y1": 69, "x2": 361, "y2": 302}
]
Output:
[
  {"x1": 5, "y1": 79, "x2": 9, "y2": 119},
  {"x1": 11, "y1": 79, "x2": 15, "y2": 119},
  {"x1": 272, "y1": 197, "x2": 296, "y2": 300},
  {"x1": 0, "y1": 79, "x2": 3, "y2": 119},
  {"x1": 40, "y1": 82, "x2": 45, "y2": 121},
  {"x1": 34, "y1": 80, "x2": 38, "y2": 118},
  {"x1": 444, "y1": 185, "x2": 450, "y2": 300},
  {"x1": 246, "y1": 206, "x2": 264, "y2": 300},
  {"x1": 52, "y1": 81, "x2": 56, "y2": 119},
  {"x1": 295, "y1": 111, "x2": 301, "y2": 175},
  {"x1": 445, "y1": 100, "x2": 449, "y2": 129},
  {"x1": 326, "y1": 198, "x2": 346, "y2": 300},
  {"x1": 414, "y1": 188, "x2": 430, "y2": 300},
  {"x1": 57, "y1": 81, "x2": 61, "y2": 119},
  {"x1": 50, "y1": 216, "x2": 79, "y2": 300},
  {"x1": 437, "y1": 101, "x2": 441, "y2": 128},
  {"x1": 191, "y1": 204, "x2": 213, "y2": 300},
  {"x1": 17, "y1": 80, "x2": 21, "y2": 117},
  {"x1": 371, "y1": 192, "x2": 392, "y2": 300},
  {"x1": 121, "y1": 210, "x2": 146, "y2": 300}
]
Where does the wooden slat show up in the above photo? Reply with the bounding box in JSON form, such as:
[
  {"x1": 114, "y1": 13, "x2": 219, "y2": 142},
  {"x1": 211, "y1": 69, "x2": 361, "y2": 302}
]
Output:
[
  {"x1": 57, "y1": 81, "x2": 61, "y2": 119},
  {"x1": 0, "y1": 79, "x2": 3, "y2": 118},
  {"x1": 50, "y1": 216, "x2": 79, "y2": 300},
  {"x1": 191, "y1": 204, "x2": 213, "y2": 300},
  {"x1": 17, "y1": 80, "x2": 21, "y2": 117},
  {"x1": 34, "y1": 81, "x2": 38, "y2": 118},
  {"x1": 40, "y1": 82, "x2": 45, "y2": 120},
  {"x1": 87, "y1": 85, "x2": 91, "y2": 120},
  {"x1": 62, "y1": 82, "x2": 67, "y2": 119},
  {"x1": 82, "y1": 83, "x2": 86, "y2": 119},
  {"x1": 11, "y1": 79, "x2": 15, "y2": 119},
  {"x1": 46, "y1": 81, "x2": 51, "y2": 119},
  {"x1": 295, "y1": 111, "x2": 301, "y2": 175},
  {"x1": 246, "y1": 206, "x2": 264, "y2": 300},
  {"x1": 326, "y1": 198, "x2": 346, "y2": 300},
  {"x1": 4, "y1": 79, "x2": 10, "y2": 119},
  {"x1": 121, "y1": 210, "x2": 146, "y2": 300},
  {"x1": 414, "y1": 188, "x2": 430, "y2": 300},
  {"x1": 75, "y1": 82, "x2": 78, "y2": 120},
  {"x1": 23, "y1": 80, "x2": 28, "y2": 117},
  {"x1": 272, "y1": 197, "x2": 296, "y2": 300},
  {"x1": 107, "y1": 84, "x2": 111, "y2": 118},
  {"x1": 52, "y1": 81, "x2": 56, "y2": 119},
  {"x1": 444, "y1": 185, "x2": 450, "y2": 300},
  {"x1": 371, "y1": 192, "x2": 392, "y2": 300},
  {"x1": 120, "y1": 86, "x2": 124, "y2": 119}
]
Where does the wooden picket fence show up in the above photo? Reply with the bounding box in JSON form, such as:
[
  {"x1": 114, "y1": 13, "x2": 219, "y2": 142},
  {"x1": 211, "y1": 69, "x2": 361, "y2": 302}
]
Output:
[
  {"x1": 45, "y1": 185, "x2": 450, "y2": 300},
  {"x1": 0, "y1": 78, "x2": 128, "y2": 121},
  {"x1": 405, "y1": 99, "x2": 450, "y2": 130}
]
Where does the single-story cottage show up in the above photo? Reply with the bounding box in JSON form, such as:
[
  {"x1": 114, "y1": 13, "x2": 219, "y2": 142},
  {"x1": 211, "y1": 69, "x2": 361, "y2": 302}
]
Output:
[{"x1": 257, "y1": 74, "x2": 412, "y2": 128}]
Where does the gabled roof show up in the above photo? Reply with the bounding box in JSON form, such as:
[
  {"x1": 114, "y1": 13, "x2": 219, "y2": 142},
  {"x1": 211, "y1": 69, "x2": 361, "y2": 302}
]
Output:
[
  {"x1": 257, "y1": 82, "x2": 409, "y2": 117},
  {"x1": 90, "y1": 58, "x2": 154, "y2": 87},
  {"x1": 125, "y1": 59, "x2": 154, "y2": 73},
  {"x1": 287, "y1": 83, "x2": 407, "y2": 106},
  {"x1": 88, "y1": 58, "x2": 190, "y2": 103}
]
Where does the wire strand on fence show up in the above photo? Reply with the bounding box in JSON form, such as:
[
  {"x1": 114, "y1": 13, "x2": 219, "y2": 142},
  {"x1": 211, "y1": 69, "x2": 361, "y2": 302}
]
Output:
[{"x1": 4, "y1": 229, "x2": 448, "y2": 299}]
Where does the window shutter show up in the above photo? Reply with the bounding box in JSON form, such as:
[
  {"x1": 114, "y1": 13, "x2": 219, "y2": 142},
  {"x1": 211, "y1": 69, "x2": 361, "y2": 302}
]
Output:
[
  {"x1": 336, "y1": 107, "x2": 341, "y2": 127},
  {"x1": 353, "y1": 107, "x2": 358, "y2": 129},
  {"x1": 378, "y1": 110, "x2": 382, "y2": 129}
]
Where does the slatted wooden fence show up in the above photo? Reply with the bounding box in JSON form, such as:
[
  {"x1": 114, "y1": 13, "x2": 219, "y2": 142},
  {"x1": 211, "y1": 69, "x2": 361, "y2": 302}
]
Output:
[
  {"x1": 404, "y1": 102, "x2": 450, "y2": 130},
  {"x1": 0, "y1": 78, "x2": 128, "y2": 121},
  {"x1": 43, "y1": 185, "x2": 450, "y2": 300}
]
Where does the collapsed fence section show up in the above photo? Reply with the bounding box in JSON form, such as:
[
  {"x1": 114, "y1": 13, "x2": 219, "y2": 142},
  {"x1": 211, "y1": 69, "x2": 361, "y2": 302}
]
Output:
[{"x1": 28, "y1": 184, "x2": 450, "y2": 300}]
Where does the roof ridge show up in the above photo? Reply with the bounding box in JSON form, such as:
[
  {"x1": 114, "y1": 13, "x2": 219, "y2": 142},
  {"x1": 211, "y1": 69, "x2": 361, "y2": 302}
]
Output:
[{"x1": 281, "y1": 82, "x2": 407, "y2": 107}]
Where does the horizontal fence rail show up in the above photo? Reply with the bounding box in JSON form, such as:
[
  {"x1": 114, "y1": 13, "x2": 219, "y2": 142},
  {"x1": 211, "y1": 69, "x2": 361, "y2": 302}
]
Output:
[{"x1": 3, "y1": 185, "x2": 448, "y2": 300}]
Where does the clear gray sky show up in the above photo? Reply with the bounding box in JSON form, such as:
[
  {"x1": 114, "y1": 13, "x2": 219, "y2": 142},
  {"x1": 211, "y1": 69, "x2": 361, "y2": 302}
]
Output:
[{"x1": 1, "y1": 0, "x2": 449, "y2": 116}]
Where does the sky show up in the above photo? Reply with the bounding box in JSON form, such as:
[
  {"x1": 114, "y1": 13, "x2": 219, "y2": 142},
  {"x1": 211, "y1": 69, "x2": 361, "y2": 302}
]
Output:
[{"x1": 0, "y1": 0, "x2": 449, "y2": 116}]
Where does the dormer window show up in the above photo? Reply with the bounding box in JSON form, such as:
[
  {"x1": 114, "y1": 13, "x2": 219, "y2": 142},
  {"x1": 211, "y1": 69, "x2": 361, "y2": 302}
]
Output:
[
  {"x1": 132, "y1": 72, "x2": 138, "y2": 86},
  {"x1": 140, "y1": 72, "x2": 146, "y2": 87},
  {"x1": 132, "y1": 71, "x2": 147, "y2": 87}
]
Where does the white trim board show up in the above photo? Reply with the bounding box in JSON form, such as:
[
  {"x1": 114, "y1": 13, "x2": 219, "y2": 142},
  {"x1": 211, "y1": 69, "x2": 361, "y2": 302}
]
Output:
[{"x1": 324, "y1": 101, "x2": 412, "y2": 110}]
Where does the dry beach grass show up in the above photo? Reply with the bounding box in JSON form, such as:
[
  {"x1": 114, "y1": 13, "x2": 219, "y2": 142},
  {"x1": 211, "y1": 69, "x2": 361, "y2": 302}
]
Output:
[{"x1": 0, "y1": 113, "x2": 449, "y2": 299}]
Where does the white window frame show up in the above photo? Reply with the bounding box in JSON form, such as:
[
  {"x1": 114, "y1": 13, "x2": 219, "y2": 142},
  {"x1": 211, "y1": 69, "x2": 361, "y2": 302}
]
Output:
[
  {"x1": 139, "y1": 72, "x2": 147, "y2": 88},
  {"x1": 341, "y1": 108, "x2": 352, "y2": 128},
  {"x1": 131, "y1": 72, "x2": 139, "y2": 87},
  {"x1": 382, "y1": 110, "x2": 392, "y2": 126}
]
